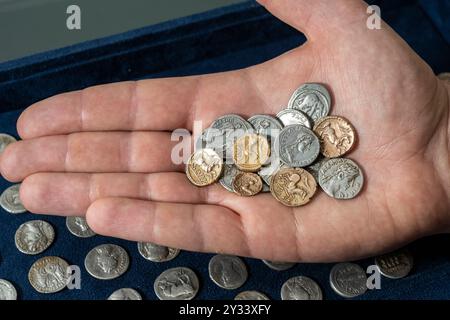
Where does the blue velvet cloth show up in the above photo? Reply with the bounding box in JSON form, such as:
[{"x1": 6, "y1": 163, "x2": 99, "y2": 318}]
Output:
[{"x1": 1, "y1": 0, "x2": 450, "y2": 300}]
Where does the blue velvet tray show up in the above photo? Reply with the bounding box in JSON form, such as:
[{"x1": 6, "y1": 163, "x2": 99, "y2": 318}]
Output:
[{"x1": 1, "y1": 0, "x2": 450, "y2": 300}]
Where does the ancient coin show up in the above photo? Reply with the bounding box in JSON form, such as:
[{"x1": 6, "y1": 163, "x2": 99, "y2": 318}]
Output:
[
  {"x1": 318, "y1": 158, "x2": 364, "y2": 199},
  {"x1": 248, "y1": 114, "x2": 283, "y2": 140},
  {"x1": 210, "y1": 114, "x2": 253, "y2": 159},
  {"x1": 186, "y1": 148, "x2": 223, "y2": 187},
  {"x1": 314, "y1": 116, "x2": 356, "y2": 158},
  {"x1": 281, "y1": 276, "x2": 323, "y2": 300},
  {"x1": 154, "y1": 267, "x2": 199, "y2": 300},
  {"x1": 84, "y1": 244, "x2": 129, "y2": 280},
  {"x1": 233, "y1": 133, "x2": 270, "y2": 172},
  {"x1": 288, "y1": 85, "x2": 330, "y2": 122},
  {"x1": 262, "y1": 260, "x2": 296, "y2": 271},
  {"x1": 137, "y1": 242, "x2": 180, "y2": 263},
  {"x1": 295, "y1": 83, "x2": 331, "y2": 107},
  {"x1": 438, "y1": 72, "x2": 450, "y2": 82},
  {"x1": 66, "y1": 216, "x2": 96, "y2": 238},
  {"x1": 219, "y1": 164, "x2": 242, "y2": 192},
  {"x1": 270, "y1": 167, "x2": 317, "y2": 207},
  {"x1": 235, "y1": 291, "x2": 269, "y2": 300},
  {"x1": 276, "y1": 109, "x2": 311, "y2": 128},
  {"x1": 28, "y1": 256, "x2": 69, "y2": 294},
  {"x1": 258, "y1": 161, "x2": 283, "y2": 187},
  {"x1": 15, "y1": 220, "x2": 55, "y2": 255},
  {"x1": 0, "y1": 279, "x2": 17, "y2": 300},
  {"x1": 278, "y1": 125, "x2": 320, "y2": 167},
  {"x1": 330, "y1": 263, "x2": 367, "y2": 298},
  {"x1": 108, "y1": 288, "x2": 142, "y2": 300},
  {"x1": 306, "y1": 156, "x2": 326, "y2": 182},
  {"x1": 232, "y1": 172, "x2": 263, "y2": 196},
  {"x1": 0, "y1": 133, "x2": 16, "y2": 154},
  {"x1": 0, "y1": 184, "x2": 26, "y2": 214},
  {"x1": 208, "y1": 255, "x2": 248, "y2": 290},
  {"x1": 375, "y1": 249, "x2": 413, "y2": 279}
]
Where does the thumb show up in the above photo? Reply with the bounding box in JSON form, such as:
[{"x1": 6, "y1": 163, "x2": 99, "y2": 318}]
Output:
[{"x1": 256, "y1": 0, "x2": 369, "y2": 38}]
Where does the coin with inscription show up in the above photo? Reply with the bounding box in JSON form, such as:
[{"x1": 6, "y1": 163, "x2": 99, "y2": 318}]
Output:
[
  {"x1": 28, "y1": 256, "x2": 69, "y2": 294},
  {"x1": 0, "y1": 279, "x2": 17, "y2": 300},
  {"x1": 375, "y1": 249, "x2": 413, "y2": 279},
  {"x1": 15, "y1": 220, "x2": 55, "y2": 255},
  {"x1": 262, "y1": 260, "x2": 296, "y2": 271},
  {"x1": 66, "y1": 216, "x2": 96, "y2": 238},
  {"x1": 154, "y1": 267, "x2": 199, "y2": 300},
  {"x1": 278, "y1": 125, "x2": 320, "y2": 167},
  {"x1": 137, "y1": 242, "x2": 180, "y2": 263},
  {"x1": 248, "y1": 114, "x2": 283, "y2": 140},
  {"x1": 281, "y1": 276, "x2": 323, "y2": 300},
  {"x1": 314, "y1": 116, "x2": 356, "y2": 158},
  {"x1": 0, "y1": 184, "x2": 26, "y2": 214},
  {"x1": 235, "y1": 291, "x2": 269, "y2": 300},
  {"x1": 0, "y1": 133, "x2": 16, "y2": 155},
  {"x1": 209, "y1": 255, "x2": 248, "y2": 290},
  {"x1": 85, "y1": 244, "x2": 129, "y2": 280},
  {"x1": 232, "y1": 172, "x2": 263, "y2": 197},
  {"x1": 108, "y1": 288, "x2": 142, "y2": 300},
  {"x1": 233, "y1": 133, "x2": 270, "y2": 172},
  {"x1": 288, "y1": 85, "x2": 330, "y2": 122},
  {"x1": 270, "y1": 167, "x2": 317, "y2": 207},
  {"x1": 186, "y1": 148, "x2": 223, "y2": 187},
  {"x1": 330, "y1": 263, "x2": 367, "y2": 298},
  {"x1": 296, "y1": 83, "x2": 331, "y2": 107},
  {"x1": 276, "y1": 109, "x2": 311, "y2": 128},
  {"x1": 219, "y1": 164, "x2": 242, "y2": 192},
  {"x1": 318, "y1": 158, "x2": 363, "y2": 199}
]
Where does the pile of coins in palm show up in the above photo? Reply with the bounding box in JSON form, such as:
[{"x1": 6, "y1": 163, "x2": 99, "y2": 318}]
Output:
[{"x1": 186, "y1": 83, "x2": 363, "y2": 206}]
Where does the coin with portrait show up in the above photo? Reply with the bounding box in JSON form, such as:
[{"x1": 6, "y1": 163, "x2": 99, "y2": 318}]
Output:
[
  {"x1": 154, "y1": 267, "x2": 199, "y2": 300},
  {"x1": 66, "y1": 216, "x2": 96, "y2": 238},
  {"x1": 208, "y1": 255, "x2": 248, "y2": 290},
  {"x1": 28, "y1": 256, "x2": 69, "y2": 294},
  {"x1": 84, "y1": 244, "x2": 129, "y2": 280},
  {"x1": 15, "y1": 220, "x2": 55, "y2": 255},
  {"x1": 0, "y1": 184, "x2": 26, "y2": 214},
  {"x1": 232, "y1": 172, "x2": 263, "y2": 197},
  {"x1": 137, "y1": 242, "x2": 180, "y2": 263}
]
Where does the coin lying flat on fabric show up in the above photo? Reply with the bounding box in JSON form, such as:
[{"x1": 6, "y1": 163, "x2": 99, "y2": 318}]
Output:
[
  {"x1": 329, "y1": 263, "x2": 368, "y2": 298},
  {"x1": 66, "y1": 216, "x2": 96, "y2": 238},
  {"x1": 15, "y1": 220, "x2": 55, "y2": 255},
  {"x1": 108, "y1": 288, "x2": 142, "y2": 300},
  {"x1": 186, "y1": 148, "x2": 223, "y2": 187},
  {"x1": 281, "y1": 276, "x2": 323, "y2": 300},
  {"x1": 375, "y1": 248, "x2": 413, "y2": 279},
  {"x1": 235, "y1": 291, "x2": 270, "y2": 300},
  {"x1": 0, "y1": 279, "x2": 17, "y2": 300},
  {"x1": 233, "y1": 133, "x2": 270, "y2": 172},
  {"x1": 262, "y1": 260, "x2": 296, "y2": 271},
  {"x1": 278, "y1": 125, "x2": 320, "y2": 167},
  {"x1": 137, "y1": 242, "x2": 180, "y2": 263},
  {"x1": 0, "y1": 133, "x2": 16, "y2": 154},
  {"x1": 208, "y1": 255, "x2": 248, "y2": 290},
  {"x1": 276, "y1": 109, "x2": 311, "y2": 128},
  {"x1": 28, "y1": 256, "x2": 69, "y2": 294},
  {"x1": 0, "y1": 184, "x2": 27, "y2": 214},
  {"x1": 84, "y1": 244, "x2": 129, "y2": 280},
  {"x1": 314, "y1": 116, "x2": 356, "y2": 158},
  {"x1": 288, "y1": 84, "x2": 331, "y2": 123},
  {"x1": 232, "y1": 172, "x2": 263, "y2": 197},
  {"x1": 154, "y1": 267, "x2": 199, "y2": 300}
]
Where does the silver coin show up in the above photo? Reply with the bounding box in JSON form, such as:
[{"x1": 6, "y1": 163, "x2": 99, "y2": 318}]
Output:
[
  {"x1": 288, "y1": 85, "x2": 330, "y2": 122},
  {"x1": 66, "y1": 216, "x2": 96, "y2": 238},
  {"x1": 318, "y1": 158, "x2": 364, "y2": 199},
  {"x1": 84, "y1": 244, "x2": 129, "y2": 280},
  {"x1": 330, "y1": 263, "x2": 367, "y2": 298},
  {"x1": 375, "y1": 249, "x2": 413, "y2": 279},
  {"x1": 0, "y1": 184, "x2": 26, "y2": 214},
  {"x1": 108, "y1": 288, "x2": 142, "y2": 300},
  {"x1": 28, "y1": 256, "x2": 69, "y2": 294},
  {"x1": 209, "y1": 114, "x2": 253, "y2": 159},
  {"x1": 0, "y1": 279, "x2": 17, "y2": 300},
  {"x1": 219, "y1": 164, "x2": 242, "y2": 192},
  {"x1": 235, "y1": 291, "x2": 270, "y2": 300},
  {"x1": 248, "y1": 114, "x2": 283, "y2": 138},
  {"x1": 137, "y1": 242, "x2": 180, "y2": 262},
  {"x1": 0, "y1": 133, "x2": 16, "y2": 154},
  {"x1": 295, "y1": 83, "x2": 331, "y2": 107},
  {"x1": 154, "y1": 267, "x2": 199, "y2": 300},
  {"x1": 281, "y1": 276, "x2": 323, "y2": 300},
  {"x1": 262, "y1": 260, "x2": 296, "y2": 271},
  {"x1": 278, "y1": 125, "x2": 320, "y2": 167},
  {"x1": 258, "y1": 161, "x2": 283, "y2": 187},
  {"x1": 195, "y1": 127, "x2": 226, "y2": 156},
  {"x1": 15, "y1": 220, "x2": 55, "y2": 255},
  {"x1": 276, "y1": 109, "x2": 311, "y2": 128},
  {"x1": 208, "y1": 255, "x2": 248, "y2": 290}
]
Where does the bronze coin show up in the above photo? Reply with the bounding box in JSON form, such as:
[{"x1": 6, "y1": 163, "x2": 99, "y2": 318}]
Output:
[{"x1": 232, "y1": 172, "x2": 263, "y2": 196}]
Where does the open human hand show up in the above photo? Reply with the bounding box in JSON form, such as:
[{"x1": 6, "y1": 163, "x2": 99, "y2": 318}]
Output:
[{"x1": 1, "y1": 0, "x2": 449, "y2": 262}]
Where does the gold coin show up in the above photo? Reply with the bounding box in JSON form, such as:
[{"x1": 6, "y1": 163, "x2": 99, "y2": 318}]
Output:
[
  {"x1": 270, "y1": 167, "x2": 317, "y2": 207},
  {"x1": 313, "y1": 116, "x2": 356, "y2": 158},
  {"x1": 232, "y1": 133, "x2": 270, "y2": 172},
  {"x1": 232, "y1": 172, "x2": 263, "y2": 197},
  {"x1": 186, "y1": 148, "x2": 223, "y2": 187}
]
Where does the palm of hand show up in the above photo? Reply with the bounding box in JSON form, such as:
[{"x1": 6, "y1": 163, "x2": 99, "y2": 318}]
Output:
[{"x1": 1, "y1": 0, "x2": 449, "y2": 262}]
